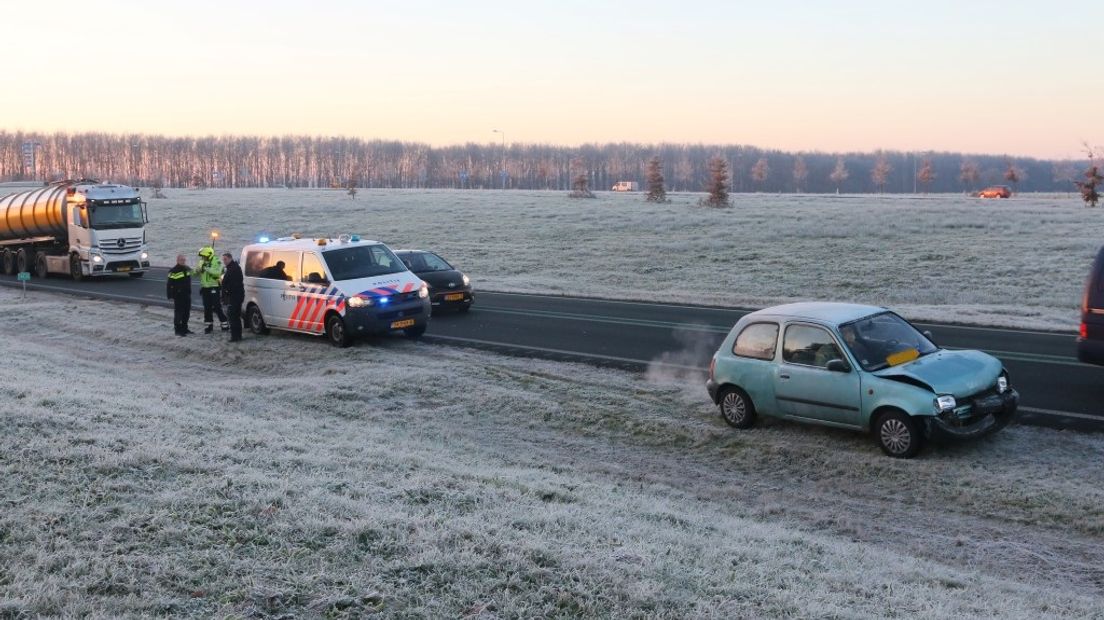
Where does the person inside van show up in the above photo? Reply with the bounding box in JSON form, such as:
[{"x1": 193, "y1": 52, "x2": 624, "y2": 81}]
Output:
[{"x1": 259, "y1": 260, "x2": 291, "y2": 280}]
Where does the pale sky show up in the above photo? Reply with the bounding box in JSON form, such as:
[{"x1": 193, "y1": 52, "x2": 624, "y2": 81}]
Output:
[{"x1": 4, "y1": 0, "x2": 1099, "y2": 159}]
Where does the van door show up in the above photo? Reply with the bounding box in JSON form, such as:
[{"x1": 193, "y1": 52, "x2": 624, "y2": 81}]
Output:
[
  {"x1": 293, "y1": 251, "x2": 333, "y2": 334},
  {"x1": 245, "y1": 249, "x2": 300, "y2": 330}
]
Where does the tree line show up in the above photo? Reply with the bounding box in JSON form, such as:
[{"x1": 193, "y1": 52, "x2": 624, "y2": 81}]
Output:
[{"x1": 0, "y1": 130, "x2": 1082, "y2": 193}]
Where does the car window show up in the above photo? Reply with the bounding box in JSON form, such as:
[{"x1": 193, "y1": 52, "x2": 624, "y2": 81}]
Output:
[
  {"x1": 733, "y1": 322, "x2": 779, "y2": 360},
  {"x1": 783, "y1": 324, "x2": 845, "y2": 368},
  {"x1": 301, "y1": 252, "x2": 328, "y2": 284},
  {"x1": 245, "y1": 250, "x2": 300, "y2": 281}
]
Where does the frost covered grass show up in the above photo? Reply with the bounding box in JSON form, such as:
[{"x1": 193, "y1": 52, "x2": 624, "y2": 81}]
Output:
[
  {"x1": 2, "y1": 286, "x2": 1104, "y2": 617},
  {"x1": 140, "y1": 188, "x2": 1100, "y2": 331}
]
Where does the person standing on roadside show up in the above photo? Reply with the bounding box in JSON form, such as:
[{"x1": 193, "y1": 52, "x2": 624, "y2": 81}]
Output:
[
  {"x1": 220, "y1": 251, "x2": 245, "y2": 342},
  {"x1": 195, "y1": 246, "x2": 228, "y2": 334},
  {"x1": 166, "y1": 254, "x2": 193, "y2": 336}
]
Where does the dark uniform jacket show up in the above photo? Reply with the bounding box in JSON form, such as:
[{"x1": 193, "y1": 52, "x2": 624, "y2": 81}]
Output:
[
  {"x1": 166, "y1": 264, "x2": 192, "y2": 300},
  {"x1": 221, "y1": 260, "x2": 245, "y2": 305}
]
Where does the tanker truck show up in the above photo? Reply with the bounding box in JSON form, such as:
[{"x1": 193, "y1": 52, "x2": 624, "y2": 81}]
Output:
[{"x1": 0, "y1": 180, "x2": 150, "y2": 280}]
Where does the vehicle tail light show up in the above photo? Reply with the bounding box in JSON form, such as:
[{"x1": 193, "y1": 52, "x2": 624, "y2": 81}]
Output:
[{"x1": 1081, "y1": 322, "x2": 1089, "y2": 339}]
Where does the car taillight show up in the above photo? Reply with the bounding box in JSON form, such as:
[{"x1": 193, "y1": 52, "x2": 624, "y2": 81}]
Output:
[{"x1": 1081, "y1": 322, "x2": 1089, "y2": 339}]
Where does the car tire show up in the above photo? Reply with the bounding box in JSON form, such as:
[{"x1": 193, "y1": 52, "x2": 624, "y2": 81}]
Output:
[
  {"x1": 247, "y1": 304, "x2": 270, "y2": 335},
  {"x1": 875, "y1": 410, "x2": 924, "y2": 458},
  {"x1": 459, "y1": 304, "x2": 471, "y2": 314},
  {"x1": 719, "y1": 387, "x2": 757, "y2": 429},
  {"x1": 404, "y1": 324, "x2": 426, "y2": 339},
  {"x1": 325, "y1": 313, "x2": 352, "y2": 348}
]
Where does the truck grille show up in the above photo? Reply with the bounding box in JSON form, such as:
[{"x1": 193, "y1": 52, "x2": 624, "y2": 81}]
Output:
[{"x1": 99, "y1": 237, "x2": 143, "y2": 255}]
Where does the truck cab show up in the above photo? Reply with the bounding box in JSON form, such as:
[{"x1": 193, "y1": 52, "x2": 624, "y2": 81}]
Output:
[{"x1": 68, "y1": 183, "x2": 150, "y2": 278}]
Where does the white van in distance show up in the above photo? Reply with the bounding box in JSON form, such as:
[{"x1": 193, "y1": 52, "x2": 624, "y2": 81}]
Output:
[{"x1": 240, "y1": 234, "x2": 430, "y2": 347}]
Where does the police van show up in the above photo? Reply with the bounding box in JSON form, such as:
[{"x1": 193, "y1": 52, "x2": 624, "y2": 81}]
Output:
[{"x1": 240, "y1": 234, "x2": 431, "y2": 347}]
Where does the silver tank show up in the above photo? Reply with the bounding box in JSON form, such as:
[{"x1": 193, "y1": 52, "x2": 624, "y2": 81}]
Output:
[{"x1": 0, "y1": 183, "x2": 70, "y2": 242}]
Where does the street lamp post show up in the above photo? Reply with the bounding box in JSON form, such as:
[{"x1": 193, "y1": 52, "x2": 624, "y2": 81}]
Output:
[{"x1": 492, "y1": 129, "x2": 506, "y2": 189}]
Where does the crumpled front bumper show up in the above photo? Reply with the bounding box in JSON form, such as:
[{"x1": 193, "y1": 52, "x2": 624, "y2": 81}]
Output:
[{"x1": 926, "y1": 388, "x2": 1019, "y2": 440}]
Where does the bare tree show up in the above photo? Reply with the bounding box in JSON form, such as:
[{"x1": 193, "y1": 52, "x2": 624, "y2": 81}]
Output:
[
  {"x1": 644, "y1": 155, "x2": 668, "y2": 203},
  {"x1": 959, "y1": 159, "x2": 980, "y2": 191},
  {"x1": 916, "y1": 158, "x2": 936, "y2": 193},
  {"x1": 1076, "y1": 146, "x2": 1102, "y2": 207},
  {"x1": 792, "y1": 155, "x2": 808, "y2": 193},
  {"x1": 1004, "y1": 161, "x2": 1025, "y2": 192},
  {"x1": 750, "y1": 157, "x2": 770, "y2": 190},
  {"x1": 828, "y1": 157, "x2": 849, "y2": 193},
  {"x1": 871, "y1": 154, "x2": 892, "y2": 193},
  {"x1": 701, "y1": 155, "x2": 731, "y2": 207},
  {"x1": 568, "y1": 157, "x2": 594, "y2": 198}
]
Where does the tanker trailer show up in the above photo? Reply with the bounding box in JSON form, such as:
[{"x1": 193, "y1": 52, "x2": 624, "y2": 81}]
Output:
[{"x1": 0, "y1": 180, "x2": 150, "y2": 280}]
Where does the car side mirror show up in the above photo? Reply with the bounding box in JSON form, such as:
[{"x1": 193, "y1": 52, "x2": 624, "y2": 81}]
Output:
[
  {"x1": 826, "y1": 359, "x2": 851, "y2": 373},
  {"x1": 923, "y1": 330, "x2": 935, "y2": 345}
]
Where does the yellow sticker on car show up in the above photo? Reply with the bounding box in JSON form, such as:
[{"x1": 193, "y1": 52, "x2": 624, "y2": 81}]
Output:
[{"x1": 886, "y1": 348, "x2": 920, "y2": 367}]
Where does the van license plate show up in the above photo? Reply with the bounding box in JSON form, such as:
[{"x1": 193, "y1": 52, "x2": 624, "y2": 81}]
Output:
[
  {"x1": 116, "y1": 266, "x2": 131, "y2": 272},
  {"x1": 444, "y1": 293, "x2": 464, "y2": 301},
  {"x1": 391, "y1": 319, "x2": 415, "y2": 329}
]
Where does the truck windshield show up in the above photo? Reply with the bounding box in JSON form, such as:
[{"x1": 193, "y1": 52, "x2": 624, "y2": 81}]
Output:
[
  {"x1": 90, "y1": 203, "x2": 145, "y2": 229},
  {"x1": 324, "y1": 244, "x2": 407, "y2": 281}
]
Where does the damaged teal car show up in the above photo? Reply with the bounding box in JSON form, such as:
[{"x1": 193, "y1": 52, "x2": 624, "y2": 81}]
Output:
[{"x1": 706, "y1": 303, "x2": 1018, "y2": 458}]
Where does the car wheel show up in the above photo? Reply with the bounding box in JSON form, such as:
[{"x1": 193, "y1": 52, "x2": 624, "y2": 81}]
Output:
[
  {"x1": 404, "y1": 324, "x2": 426, "y2": 339},
  {"x1": 325, "y1": 313, "x2": 352, "y2": 348},
  {"x1": 459, "y1": 304, "x2": 471, "y2": 314},
  {"x1": 719, "y1": 387, "x2": 757, "y2": 429},
  {"x1": 875, "y1": 410, "x2": 924, "y2": 458},
  {"x1": 247, "y1": 304, "x2": 270, "y2": 335}
]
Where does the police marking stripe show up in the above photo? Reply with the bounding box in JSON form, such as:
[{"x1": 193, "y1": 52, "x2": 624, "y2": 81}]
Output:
[
  {"x1": 294, "y1": 285, "x2": 323, "y2": 330},
  {"x1": 287, "y1": 285, "x2": 313, "y2": 326},
  {"x1": 304, "y1": 286, "x2": 336, "y2": 332}
]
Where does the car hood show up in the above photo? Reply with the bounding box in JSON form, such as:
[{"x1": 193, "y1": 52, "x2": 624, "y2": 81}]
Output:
[
  {"x1": 873, "y1": 349, "x2": 1001, "y2": 397},
  {"x1": 415, "y1": 270, "x2": 466, "y2": 290}
]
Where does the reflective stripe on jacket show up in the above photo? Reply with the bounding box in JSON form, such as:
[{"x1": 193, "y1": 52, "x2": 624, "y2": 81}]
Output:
[{"x1": 194, "y1": 258, "x2": 224, "y2": 289}]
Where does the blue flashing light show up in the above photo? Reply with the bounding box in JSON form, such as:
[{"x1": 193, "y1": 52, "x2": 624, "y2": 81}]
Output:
[
  {"x1": 350, "y1": 234, "x2": 361, "y2": 242},
  {"x1": 379, "y1": 296, "x2": 390, "y2": 305},
  {"x1": 258, "y1": 235, "x2": 271, "y2": 243}
]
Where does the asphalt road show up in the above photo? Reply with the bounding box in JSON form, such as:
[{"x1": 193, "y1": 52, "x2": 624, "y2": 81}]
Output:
[{"x1": 2, "y1": 267, "x2": 1100, "y2": 432}]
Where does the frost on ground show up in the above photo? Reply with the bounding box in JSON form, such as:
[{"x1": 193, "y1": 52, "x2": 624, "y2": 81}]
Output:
[
  {"x1": 1, "y1": 286, "x2": 1103, "y2": 618},
  {"x1": 140, "y1": 188, "x2": 1099, "y2": 331}
]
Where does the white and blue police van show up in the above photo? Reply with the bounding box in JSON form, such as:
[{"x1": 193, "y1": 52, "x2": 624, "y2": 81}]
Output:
[{"x1": 240, "y1": 234, "x2": 430, "y2": 347}]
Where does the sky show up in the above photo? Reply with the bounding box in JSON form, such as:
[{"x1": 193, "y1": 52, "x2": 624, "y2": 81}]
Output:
[{"x1": 3, "y1": 0, "x2": 1100, "y2": 159}]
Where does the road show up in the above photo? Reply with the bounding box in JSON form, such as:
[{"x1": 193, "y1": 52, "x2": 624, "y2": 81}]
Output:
[{"x1": 3, "y1": 267, "x2": 1101, "y2": 432}]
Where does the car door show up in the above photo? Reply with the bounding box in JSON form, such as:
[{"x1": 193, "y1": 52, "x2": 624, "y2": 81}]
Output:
[{"x1": 774, "y1": 322, "x2": 862, "y2": 427}]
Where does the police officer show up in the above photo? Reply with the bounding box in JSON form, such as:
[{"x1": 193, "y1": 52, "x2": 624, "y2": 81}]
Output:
[
  {"x1": 166, "y1": 254, "x2": 193, "y2": 336},
  {"x1": 220, "y1": 251, "x2": 245, "y2": 342},
  {"x1": 195, "y1": 246, "x2": 228, "y2": 334}
]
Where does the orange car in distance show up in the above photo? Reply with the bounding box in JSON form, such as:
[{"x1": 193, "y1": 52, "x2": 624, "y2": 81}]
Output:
[{"x1": 978, "y1": 185, "x2": 1012, "y2": 198}]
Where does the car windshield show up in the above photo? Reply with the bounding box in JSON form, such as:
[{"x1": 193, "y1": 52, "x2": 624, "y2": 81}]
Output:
[
  {"x1": 838, "y1": 312, "x2": 938, "y2": 371},
  {"x1": 399, "y1": 252, "x2": 452, "y2": 273},
  {"x1": 323, "y1": 244, "x2": 407, "y2": 281},
  {"x1": 89, "y1": 203, "x2": 145, "y2": 229}
]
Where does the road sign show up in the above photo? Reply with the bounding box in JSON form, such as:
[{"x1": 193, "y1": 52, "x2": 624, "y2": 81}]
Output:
[{"x1": 16, "y1": 271, "x2": 30, "y2": 281}]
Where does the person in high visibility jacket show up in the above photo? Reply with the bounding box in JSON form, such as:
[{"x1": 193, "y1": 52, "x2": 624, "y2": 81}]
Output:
[
  {"x1": 166, "y1": 254, "x2": 193, "y2": 336},
  {"x1": 195, "y1": 245, "x2": 228, "y2": 333}
]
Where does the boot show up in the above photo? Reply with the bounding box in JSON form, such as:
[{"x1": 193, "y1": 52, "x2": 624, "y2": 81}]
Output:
[
  {"x1": 204, "y1": 323, "x2": 214, "y2": 334},
  {"x1": 220, "y1": 322, "x2": 230, "y2": 332}
]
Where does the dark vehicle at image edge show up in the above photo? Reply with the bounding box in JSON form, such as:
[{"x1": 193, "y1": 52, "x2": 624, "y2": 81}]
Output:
[
  {"x1": 1078, "y1": 246, "x2": 1104, "y2": 365},
  {"x1": 394, "y1": 250, "x2": 474, "y2": 312}
]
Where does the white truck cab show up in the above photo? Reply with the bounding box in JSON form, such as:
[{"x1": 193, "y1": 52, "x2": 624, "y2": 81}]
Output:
[{"x1": 241, "y1": 234, "x2": 430, "y2": 347}]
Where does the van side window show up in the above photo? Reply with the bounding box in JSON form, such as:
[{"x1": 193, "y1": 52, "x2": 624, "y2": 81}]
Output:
[
  {"x1": 301, "y1": 253, "x2": 329, "y2": 284},
  {"x1": 246, "y1": 250, "x2": 299, "y2": 281},
  {"x1": 733, "y1": 322, "x2": 779, "y2": 360}
]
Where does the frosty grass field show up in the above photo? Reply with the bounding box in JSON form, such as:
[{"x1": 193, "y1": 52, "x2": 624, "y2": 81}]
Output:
[
  {"x1": 3, "y1": 286, "x2": 1104, "y2": 617},
  {"x1": 142, "y1": 188, "x2": 1101, "y2": 331}
]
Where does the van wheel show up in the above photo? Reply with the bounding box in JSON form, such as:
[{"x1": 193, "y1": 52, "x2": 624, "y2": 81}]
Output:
[
  {"x1": 325, "y1": 313, "x2": 352, "y2": 348},
  {"x1": 34, "y1": 253, "x2": 48, "y2": 279},
  {"x1": 875, "y1": 410, "x2": 924, "y2": 458},
  {"x1": 719, "y1": 387, "x2": 757, "y2": 429},
  {"x1": 2, "y1": 250, "x2": 14, "y2": 275},
  {"x1": 247, "y1": 305, "x2": 270, "y2": 335},
  {"x1": 404, "y1": 324, "x2": 426, "y2": 339},
  {"x1": 70, "y1": 254, "x2": 84, "y2": 281}
]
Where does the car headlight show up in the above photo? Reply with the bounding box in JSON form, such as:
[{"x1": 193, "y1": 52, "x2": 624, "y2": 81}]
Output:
[
  {"x1": 462, "y1": 274, "x2": 470, "y2": 286},
  {"x1": 347, "y1": 295, "x2": 373, "y2": 308},
  {"x1": 997, "y1": 375, "x2": 1008, "y2": 394},
  {"x1": 418, "y1": 283, "x2": 429, "y2": 298},
  {"x1": 935, "y1": 395, "x2": 957, "y2": 412}
]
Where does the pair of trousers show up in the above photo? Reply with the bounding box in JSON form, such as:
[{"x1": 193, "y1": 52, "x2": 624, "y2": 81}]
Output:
[
  {"x1": 227, "y1": 302, "x2": 243, "y2": 341},
  {"x1": 173, "y1": 295, "x2": 191, "y2": 333},
  {"x1": 201, "y1": 287, "x2": 227, "y2": 324}
]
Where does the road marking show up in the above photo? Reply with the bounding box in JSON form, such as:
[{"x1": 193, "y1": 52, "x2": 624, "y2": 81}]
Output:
[
  {"x1": 1019, "y1": 406, "x2": 1103, "y2": 422},
  {"x1": 478, "y1": 306, "x2": 731, "y2": 333},
  {"x1": 425, "y1": 333, "x2": 707, "y2": 371}
]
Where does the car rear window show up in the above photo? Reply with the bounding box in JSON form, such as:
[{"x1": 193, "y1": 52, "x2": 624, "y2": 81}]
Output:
[{"x1": 733, "y1": 322, "x2": 779, "y2": 360}]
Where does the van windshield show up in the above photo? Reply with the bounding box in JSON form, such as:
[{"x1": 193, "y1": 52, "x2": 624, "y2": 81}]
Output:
[{"x1": 323, "y1": 244, "x2": 407, "y2": 281}]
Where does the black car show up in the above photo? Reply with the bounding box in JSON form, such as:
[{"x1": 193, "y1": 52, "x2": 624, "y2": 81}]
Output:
[
  {"x1": 1079, "y1": 245, "x2": 1104, "y2": 365},
  {"x1": 394, "y1": 250, "x2": 473, "y2": 313}
]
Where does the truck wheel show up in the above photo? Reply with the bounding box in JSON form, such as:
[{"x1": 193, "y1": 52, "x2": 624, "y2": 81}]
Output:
[
  {"x1": 1, "y1": 250, "x2": 14, "y2": 275},
  {"x1": 325, "y1": 313, "x2": 352, "y2": 348},
  {"x1": 16, "y1": 248, "x2": 34, "y2": 274},
  {"x1": 34, "y1": 253, "x2": 48, "y2": 279},
  {"x1": 404, "y1": 324, "x2": 426, "y2": 339},
  {"x1": 247, "y1": 305, "x2": 270, "y2": 335},
  {"x1": 70, "y1": 254, "x2": 84, "y2": 281}
]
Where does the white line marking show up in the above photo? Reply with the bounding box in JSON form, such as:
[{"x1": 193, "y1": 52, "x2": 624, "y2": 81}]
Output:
[
  {"x1": 425, "y1": 333, "x2": 706, "y2": 371},
  {"x1": 1019, "y1": 406, "x2": 1103, "y2": 422}
]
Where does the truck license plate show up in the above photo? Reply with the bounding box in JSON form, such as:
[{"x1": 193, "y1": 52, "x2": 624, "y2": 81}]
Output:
[{"x1": 391, "y1": 319, "x2": 415, "y2": 329}]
